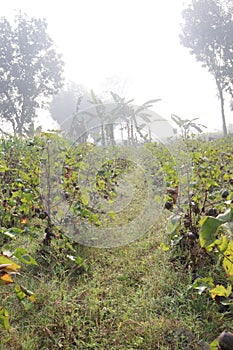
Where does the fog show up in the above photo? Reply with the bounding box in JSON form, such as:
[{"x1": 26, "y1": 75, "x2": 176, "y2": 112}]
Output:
[{"x1": 1, "y1": 0, "x2": 232, "y2": 135}]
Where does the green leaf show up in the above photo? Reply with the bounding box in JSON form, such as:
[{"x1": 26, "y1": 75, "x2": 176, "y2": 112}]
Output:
[
  {"x1": 108, "y1": 211, "x2": 116, "y2": 220},
  {"x1": 205, "y1": 178, "x2": 219, "y2": 189},
  {"x1": 81, "y1": 192, "x2": 90, "y2": 206},
  {"x1": 65, "y1": 242, "x2": 76, "y2": 252},
  {"x1": 209, "y1": 338, "x2": 219, "y2": 349},
  {"x1": 13, "y1": 248, "x2": 38, "y2": 266},
  {"x1": 15, "y1": 285, "x2": 36, "y2": 304},
  {"x1": 88, "y1": 214, "x2": 101, "y2": 225},
  {"x1": 0, "y1": 165, "x2": 9, "y2": 172},
  {"x1": 199, "y1": 216, "x2": 223, "y2": 248},
  {"x1": 166, "y1": 214, "x2": 182, "y2": 235},
  {"x1": 223, "y1": 241, "x2": 233, "y2": 276},
  {"x1": 14, "y1": 284, "x2": 27, "y2": 300},
  {"x1": 0, "y1": 255, "x2": 21, "y2": 271},
  {"x1": 2, "y1": 227, "x2": 24, "y2": 239},
  {"x1": 216, "y1": 235, "x2": 229, "y2": 252},
  {"x1": 160, "y1": 243, "x2": 170, "y2": 251},
  {"x1": 67, "y1": 255, "x2": 87, "y2": 270},
  {"x1": 191, "y1": 277, "x2": 214, "y2": 287},
  {"x1": 209, "y1": 284, "x2": 232, "y2": 299},
  {"x1": 74, "y1": 256, "x2": 85, "y2": 266},
  {"x1": 0, "y1": 307, "x2": 10, "y2": 330},
  {"x1": 191, "y1": 277, "x2": 214, "y2": 294}
]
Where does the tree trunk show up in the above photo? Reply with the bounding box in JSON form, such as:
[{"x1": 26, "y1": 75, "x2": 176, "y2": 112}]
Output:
[
  {"x1": 17, "y1": 122, "x2": 23, "y2": 137},
  {"x1": 101, "y1": 124, "x2": 105, "y2": 146},
  {"x1": 130, "y1": 121, "x2": 134, "y2": 144},
  {"x1": 127, "y1": 122, "x2": 131, "y2": 145},
  {"x1": 216, "y1": 79, "x2": 227, "y2": 136},
  {"x1": 109, "y1": 123, "x2": 115, "y2": 145},
  {"x1": 149, "y1": 127, "x2": 152, "y2": 142}
]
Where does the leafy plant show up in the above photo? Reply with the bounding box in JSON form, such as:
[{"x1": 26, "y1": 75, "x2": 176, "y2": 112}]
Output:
[
  {"x1": 160, "y1": 137, "x2": 233, "y2": 347},
  {"x1": 192, "y1": 207, "x2": 233, "y2": 305},
  {"x1": 0, "y1": 253, "x2": 36, "y2": 330},
  {"x1": 171, "y1": 114, "x2": 207, "y2": 139}
]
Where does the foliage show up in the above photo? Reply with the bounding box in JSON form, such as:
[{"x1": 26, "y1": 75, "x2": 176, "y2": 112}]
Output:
[
  {"x1": 190, "y1": 206, "x2": 233, "y2": 303},
  {"x1": 180, "y1": 0, "x2": 233, "y2": 136},
  {"x1": 50, "y1": 88, "x2": 161, "y2": 145},
  {"x1": 0, "y1": 134, "x2": 94, "y2": 329},
  {"x1": 0, "y1": 253, "x2": 36, "y2": 330},
  {"x1": 0, "y1": 134, "x2": 232, "y2": 348},
  {"x1": 171, "y1": 114, "x2": 207, "y2": 139},
  {"x1": 0, "y1": 133, "x2": 135, "y2": 246},
  {"x1": 161, "y1": 136, "x2": 233, "y2": 346},
  {"x1": 82, "y1": 91, "x2": 161, "y2": 145},
  {"x1": 0, "y1": 12, "x2": 64, "y2": 136},
  {"x1": 109, "y1": 92, "x2": 161, "y2": 145}
]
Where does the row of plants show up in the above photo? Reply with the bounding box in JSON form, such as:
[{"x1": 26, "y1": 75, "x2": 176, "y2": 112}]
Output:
[
  {"x1": 0, "y1": 132, "x2": 136, "y2": 330},
  {"x1": 159, "y1": 137, "x2": 233, "y2": 348}
]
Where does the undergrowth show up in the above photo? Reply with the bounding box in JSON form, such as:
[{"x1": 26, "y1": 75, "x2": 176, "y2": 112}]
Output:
[
  {"x1": 1, "y1": 219, "x2": 230, "y2": 349},
  {"x1": 0, "y1": 136, "x2": 232, "y2": 349}
]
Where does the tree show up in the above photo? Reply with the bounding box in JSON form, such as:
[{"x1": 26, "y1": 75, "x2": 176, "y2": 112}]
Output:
[
  {"x1": 180, "y1": 0, "x2": 233, "y2": 136},
  {"x1": 0, "y1": 13, "x2": 64, "y2": 136}
]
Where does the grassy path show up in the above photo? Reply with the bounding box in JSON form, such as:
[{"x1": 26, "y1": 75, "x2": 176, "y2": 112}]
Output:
[{"x1": 1, "y1": 215, "x2": 225, "y2": 349}]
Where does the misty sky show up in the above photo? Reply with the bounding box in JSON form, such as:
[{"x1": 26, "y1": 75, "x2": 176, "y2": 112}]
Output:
[{"x1": 1, "y1": 0, "x2": 232, "y2": 133}]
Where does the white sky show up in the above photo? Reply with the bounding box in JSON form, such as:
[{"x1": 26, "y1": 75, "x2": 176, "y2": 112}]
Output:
[{"x1": 1, "y1": 0, "x2": 232, "y2": 133}]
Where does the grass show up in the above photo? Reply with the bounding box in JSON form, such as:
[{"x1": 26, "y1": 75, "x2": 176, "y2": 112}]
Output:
[{"x1": 1, "y1": 213, "x2": 231, "y2": 350}]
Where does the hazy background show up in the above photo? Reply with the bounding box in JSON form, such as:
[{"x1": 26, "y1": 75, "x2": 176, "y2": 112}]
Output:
[{"x1": 2, "y1": 0, "x2": 232, "y2": 133}]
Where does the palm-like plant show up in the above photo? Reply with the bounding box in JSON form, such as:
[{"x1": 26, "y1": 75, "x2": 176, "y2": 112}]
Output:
[{"x1": 171, "y1": 114, "x2": 207, "y2": 139}]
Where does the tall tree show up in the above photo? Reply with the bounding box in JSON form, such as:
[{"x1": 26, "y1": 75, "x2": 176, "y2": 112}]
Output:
[
  {"x1": 0, "y1": 13, "x2": 64, "y2": 136},
  {"x1": 180, "y1": 0, "x2": 233, "y2": 136}
]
